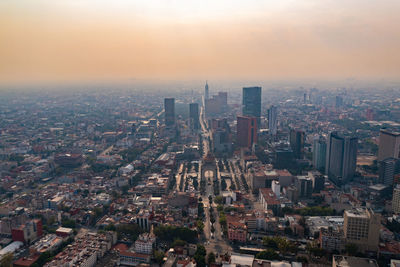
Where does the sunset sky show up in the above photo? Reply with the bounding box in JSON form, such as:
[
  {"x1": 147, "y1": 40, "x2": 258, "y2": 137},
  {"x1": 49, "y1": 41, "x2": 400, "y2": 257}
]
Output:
[{"x1": 1, "y1": 0, "x2": 399, "y2": 85}]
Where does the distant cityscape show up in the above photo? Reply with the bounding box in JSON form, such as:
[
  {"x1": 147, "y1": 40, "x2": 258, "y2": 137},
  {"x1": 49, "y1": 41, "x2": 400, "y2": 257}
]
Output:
[{"x1": 0, "y1": 83, "x2": 399, "y2": 267}]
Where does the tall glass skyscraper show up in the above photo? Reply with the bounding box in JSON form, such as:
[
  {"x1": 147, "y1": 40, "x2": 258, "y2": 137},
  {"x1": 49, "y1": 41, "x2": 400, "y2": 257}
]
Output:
[
  {"x1": 189, "y1": 102, "x2": 199, "y2": 130},
  {"x1": 325, "y1": 132, "x2": 358, "y2": 186},
  {"x1": 164, "y1": 98, "x2": 175, "y2": 126},
  {"x1": 242, "y1": 87, "x2": 261, "y2": 124}
]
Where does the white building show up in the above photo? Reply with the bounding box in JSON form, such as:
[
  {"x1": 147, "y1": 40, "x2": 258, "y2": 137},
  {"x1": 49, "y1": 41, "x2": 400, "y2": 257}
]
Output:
[
  {"x1": 134, "y1": 233, "x2": 155, "y2": 255},
  {"x1": 271, "y1": 180, "x2": 280, "y2": 198}
]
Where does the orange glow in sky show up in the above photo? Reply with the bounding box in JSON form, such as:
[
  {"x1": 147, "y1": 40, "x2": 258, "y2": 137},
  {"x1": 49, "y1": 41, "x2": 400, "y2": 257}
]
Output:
[{"x1": 1, "y1": 0, "x2": 399, "y2": 84}]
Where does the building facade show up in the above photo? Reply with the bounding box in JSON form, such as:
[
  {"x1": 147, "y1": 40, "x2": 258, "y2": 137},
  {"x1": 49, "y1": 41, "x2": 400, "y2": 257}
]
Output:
[
  {"x1": 325, "y1": 132, "x2": 358, "y2": 186},
  {"x1": 164, "y1": 98, "x2": 175, "y2": 126},
  {"x1": 237, "y1": 115, "x2": 258, "y2": 148},
  {"x1": 378, "y1": 129, "x2": 400, "y2": 161},
  {"x1": 267, "y1": 105, "x2": 277, "y2": 135},
  {"x1": 343, "y1": 208, "x2": 380, "y2": 253},
  {"x1": 242, "y1": 87, "x2": 261, "y2": 124}
]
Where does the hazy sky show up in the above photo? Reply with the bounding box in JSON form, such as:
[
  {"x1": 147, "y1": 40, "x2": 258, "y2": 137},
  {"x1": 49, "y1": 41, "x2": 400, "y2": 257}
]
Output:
[{"x1": 1, "y1": 0, "x2": 399, "y2": 85}]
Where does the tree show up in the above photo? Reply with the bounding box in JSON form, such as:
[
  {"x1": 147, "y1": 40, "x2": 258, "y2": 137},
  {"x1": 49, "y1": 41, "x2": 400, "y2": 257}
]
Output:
[
  {"x1": 196, "y1": 220, "x2": 204, "y2": 234},
  {"x1": 255, "y1": 249, "x2": 280, "y2": 261},
  {"x1": 207, "y1": 252, "x2": 216, "y2": 265},
  {"x1": 171, "y1": 239, "x2": 186, "y2": 247},
  {"x1": 104, "y1": 224, "x2": 116, "y2": 231},
  {"x1": 116, "y1": 224, "x2": 143, "y2": 241},
  {"x1": 194, "y1": 245, "x2": 207, "y2": 267},
  {"x1": 219, "y1": 213, "x2": 227, "y2": 227},
  {"x1": 61, "y1": 218, "x2": 76, "y2": 228},
  {"x1": 154, "y1": 225, "x2": 197, "y2": 243},
  {"x1": 211, "y1": 225, "x2": 215, "y2": 233},
  {"x1": 154, "y1": 250, "x2": 165, "y2": 267},
  {"x1": 214, "y1": 196, "x2": 224, "y2": 205}
]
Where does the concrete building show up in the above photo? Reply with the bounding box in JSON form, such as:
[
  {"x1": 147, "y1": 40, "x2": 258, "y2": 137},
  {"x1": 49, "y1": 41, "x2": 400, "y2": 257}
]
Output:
[
  {"x1": 11, "y1": 219, "x2": 43, "y2": 244},
  {"x1": 295, "y1": 176, "x2": 313, "y2": 198},
  {"x1": 325, "y1": 132, "x2": 358, "y2": 186},
  {"x1": 378, "y1": 129, "x2": 400, "y2": 161},
  {"x1": 271, "y1": 180, "x2": 280, "y2": 198},
  {"x1": 237, "y1": 115, "x2": 258, "y2": 148},
  {"x1": 134, "y1": 233, "x2": 155, "y2": 255},
  {"x1": 267, "y1": 105, "x2": 277, "y2": 135},
  {"x1": 392, "y1": 185, "x2": 400, "y2": 214},
  {"x1": 343, "y1": 208, "x2": 381, "y2": 253},
  {"x1": 259, "y1": 188, "x2": 280, "y2": 215},
  {"x1": 379, "y1": 158, "x2": 399, "y2": 186},
  {"x1": 319, "y1": 227, "x2": 344, "y2": 252},
  {"x1": 332, "y1": 255, "x2": 378, "y2": 267}
]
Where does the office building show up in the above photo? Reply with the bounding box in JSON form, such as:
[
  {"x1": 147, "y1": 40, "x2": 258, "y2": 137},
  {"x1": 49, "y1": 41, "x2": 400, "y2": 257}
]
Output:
[
  {"x1": 267, "y1": 105, "x2": 278, "y2": 135},
  {"x1": 343, "y1": 208, "x2": 380, "y2": 253},
  {"x1": 325, "y1": 132, "x2": 358, "y2": 186},
  {"x1": 289, "y1": 129, "x2": 305, "y2": 159},
  {"x1": 237, "y1": 115, "x2": 257, "y2": 148},
  {"x1": 189, "y1": 103, "x2": 199, "y2": 130},
  {"x1": 308, "y1": 171, "x2": 325, "y2": 193},
  {"x1": 164, "y1": 98, "x2": 175, "y2": 126},
  {"x1": 211, "y1": 118, "x2": 232, "y2": 154},
  {"x1": 205, "y1": 92, "x2": 228, "y2": 117},
  {"x1": 313, "y1": 136, "x2": 327, "y2": 171},
  {"x1": 392, "y1": 185, "x2": 400, "y2": 214},
  {"x1": 335, "y1": 95, "x2": 343, "y2": 108},
  {"x1": 205, "y1": 81, "x2": 209, "y2": 100},
  {"x1": 379, "y1": 158, "x2": 400, "y2": 186},
  {"x1": 242, "y1": 87, "x2": 261, "y2": 124},
  {"x1": 378, "y1": 129, "x2": 400, "y2": 161},
  {"x1": 295, "y1": 176, "x2": 313, "y2": 198},
  {"x1": 218, "y1": 92, "x2": 228, "y2": 107}
]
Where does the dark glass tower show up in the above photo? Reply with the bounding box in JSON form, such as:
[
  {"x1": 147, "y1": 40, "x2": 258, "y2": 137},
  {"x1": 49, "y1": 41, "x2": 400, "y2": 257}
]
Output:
[
  {"x1": 242, "y1": 87, "x2": 261, "y2": 124},
  {"x1": 189, "y1": 103, "x2": 199, "y2": 130},
  {"x1": 164, "y1": 98, "x2": 175, "y2": 126}
]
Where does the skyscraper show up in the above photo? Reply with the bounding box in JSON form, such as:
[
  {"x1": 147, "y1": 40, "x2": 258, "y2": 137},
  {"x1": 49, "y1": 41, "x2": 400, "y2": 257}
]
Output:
[
  {"x1": 204, "y1": 81, "x2": 209, "y2": 100},
  {"x1": 189, "y1": 103, "x2": 199, "y2": 130},
  {"x1": 205, "y1": 92, "x2": 228, "y2": 117},
  {"x1": 237, "y1": 115, "x2": 257, "y2": 148},
  {"x1": 295, "y1": 176, "x2": 313, "y2": 198},
  {"x1": 164, "y1": 98, "x2": 175, "y2": 126},
  {"x1": 378, "y1": 158, "x2": 400, "y2": 186},
  {"x1": 267, "y1": 105, "x2": 277, "y2": 135},
  {"x1": 335, "y1": 95, "x2": 343, "y2": 108},
  {"x1": 242, "y1": 87, "x2": 261, "y2": 124},
  {"x1": 289, "y1": 129, "x2": 305, "y2": 159},
  {"x1": 325, "y1": 132, "x2": 358, "y2": 186},
  {"x1": 313, "y1": 136, "x2": 327, "y2": 171},
  {"x1": 378, "y1": 129, "x2": 400, "y2": 161}
]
